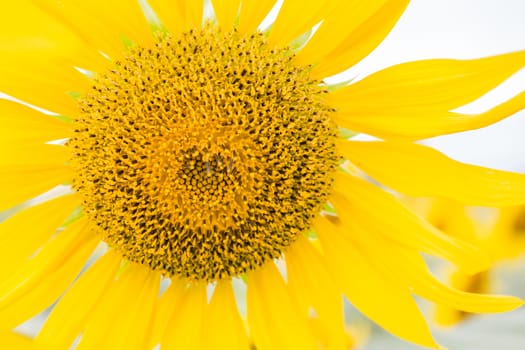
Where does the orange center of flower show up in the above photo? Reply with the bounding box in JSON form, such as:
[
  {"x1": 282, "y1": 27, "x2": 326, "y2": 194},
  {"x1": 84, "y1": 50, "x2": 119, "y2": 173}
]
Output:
[{"x1": 69, "y1": 26, "x2": 338, "y2": 281}]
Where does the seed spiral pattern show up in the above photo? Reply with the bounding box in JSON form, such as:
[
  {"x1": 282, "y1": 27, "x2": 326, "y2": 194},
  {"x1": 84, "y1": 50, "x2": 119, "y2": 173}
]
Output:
[{"x1": 70, "y1": 26, "x2": 338, "y2": 281}]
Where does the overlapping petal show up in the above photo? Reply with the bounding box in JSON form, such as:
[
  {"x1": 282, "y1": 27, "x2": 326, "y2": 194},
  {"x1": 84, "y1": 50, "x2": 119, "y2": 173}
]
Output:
[
  {"x1": 0, "y1": 194, "x2": 81, "y2": 278},
  {"x1": 329, "y1": 51, "x2": 525, "y2": 139},
  {"x1": 268, "y1": 0, "x2": 336, "y2": 47},
  {"x1": 247, "y1": 262, "x2": 318, "y2": 350},
  {"x1": 148, "y1": 0, "x2": 203, "y2": 34},
  {"x1": 0, "y1": 218, "x2": 97, "y2": 328},
  {"x1": 76, "y1": 263, "x2": 159, "y2": 350},
  {"x1": 332, "y1": 172, "x2": 486, "y2": 272},
  {"x1": 33, "y1": 0, "x2": 153, "y2": 59},
  {"x1": 298, "y1": 0, "x2": 409, "y2": 79},
  {"x1": 351, "y1": 222, "x2": 523, "y2": 315},
  {"x1": 0, "y1": 100, "x2": 71, "y2": 144},
  {"x1": 314, "y1": 216, "x2": 439, "y2": 349},
  {"x1": 161, "y1": 283, "x2": 207, "y2": 350},
  {"x1": 238, "y1": 0, "x2": 278, "y2": 34},
  {"x1": 204, "y1": 281, "x2": 249, "y2": 350},
  {"x1": 1, "y1": 3, "x2": 104, "y2": 115},
  {"x1": 35, "y1": 251, "x2": 121, "y2": 349},
  {"x1": 0, "y1": 165, "x2": 73, "y2": 211},
  {"x1": 212, "y1": 0, "x2": 241, "y2": 29},
  {"x1": 286, "y1": 236, "x2": 347, "y2": 350},
  {"x1": 149, "y1": 279, "x2": 186, "y2": 348},
  {"x1": 341, "y1": 140, "x2": 525, "y2": 206}
]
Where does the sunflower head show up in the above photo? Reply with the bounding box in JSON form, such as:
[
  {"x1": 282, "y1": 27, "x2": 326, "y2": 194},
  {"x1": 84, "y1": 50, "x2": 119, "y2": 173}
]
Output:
[{"x1": 69, "y1": 24, "x2": 339, "y2": 281}]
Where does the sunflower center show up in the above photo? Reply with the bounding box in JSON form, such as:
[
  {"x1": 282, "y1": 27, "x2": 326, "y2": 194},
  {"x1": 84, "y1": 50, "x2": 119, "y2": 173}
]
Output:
[{"x1": 70, "y1": 26, "x2": 338, "y2": 281}]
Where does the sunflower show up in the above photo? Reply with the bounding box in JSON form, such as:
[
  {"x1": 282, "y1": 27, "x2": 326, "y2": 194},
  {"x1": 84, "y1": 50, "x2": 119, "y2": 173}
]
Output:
[
  {"x1": 2, "y1": 0, "x2": 525, "y2": 349},
  {"x1": 411, "y1": 198, "x2": 525, "y2": 326}
]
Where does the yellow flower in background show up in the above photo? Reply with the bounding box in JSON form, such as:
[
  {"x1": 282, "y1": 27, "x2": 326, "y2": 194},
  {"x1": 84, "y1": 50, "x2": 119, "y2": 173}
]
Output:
[
  {"x1": 2, "y1": 0, "x2": 525, "y2": 349},
  {"x1": 411, "y1": 198, "x2": 525, "y2": 326},
  {"x1": 490, "y1": 207, "x2": 525, "y2": 261}
]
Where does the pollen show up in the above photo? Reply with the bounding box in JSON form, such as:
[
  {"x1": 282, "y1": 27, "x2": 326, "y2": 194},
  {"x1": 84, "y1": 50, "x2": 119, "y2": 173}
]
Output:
[{"x1": 69, "y1": 25, "x2": 338, "y2": 281}]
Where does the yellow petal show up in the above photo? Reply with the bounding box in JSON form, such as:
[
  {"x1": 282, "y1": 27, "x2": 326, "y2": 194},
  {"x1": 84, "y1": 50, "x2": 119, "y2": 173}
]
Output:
[
  {"x1": 0, "y1": 220, "x2": 97, "y2": 328},
  {"x1": 76, "y1": 262, "x2": 157, "y2": 350},
  {"x1": 0, "y1": 58, "x2": 84, "y2": 116},
  {"x1": 0, "y1": 165, "x2": 72, "y2": 211},
  {"x1": 33, "y1": 0, "x2": 153, "y2": 60},
  {"x1": 247, "y1": 261, "x2": 318, "y2": 350},
  {"x1": 1, "y1": 144, "x2": 69, "y2": 167},
  {"x1": 286, "y1": 236, "x2": 347, "y2": 350},
  {"x1": 433, "y1": 270, "x2": 490, "y2": 326},
  {"x1": 328, "y1": 51, "x2": 525, "y2": 139},
  {"x1": 0, "y1": 331, "x2": 33, "y2": 349},
  {"x1": 148, "y1": 0, "x2": 203, "y2": 34},
  {"x1": 331, "y1": 172, "x2": 486, "y2": 273},
  {"x1": 0, "y1": 2, "x2": 106, "y2": 115},
  {"x1": 149, "y1": 278, "x2": 187, "y2": 348},
  {"x1": 0, "y1": 99, "x2": 71, "y2": 144},
  {"x1": 314, "y1": 216, "x2": 440, "y2": 349},
  {"x1": 299, "y1": 0, "x2": 409, "y2": 79},
  {"x1": 35, "y1": 251, "x2": 121, "y2": 349},
  {"x1": 0, "y1": 70, "x2": 85, "y2": 117},
  {"x1": 0, "y1": 218, "x2": 93, "y2": 309},
  {"x1": 176, "y1": 0, "x2": 205, "y2": 29},
  {"x1": 148, "y1": 0, "x2": 184, "y2": 34},
  {"x1": 119, "y1": 269, "x2": 160, "y2": 350},
  {"x1": 238, "y1": 0, "x2": 278, "y2": 34},
  {"x1": 204, "y1": 281, "x2": 249, "y2": 350},
  {"x1": 91, "y1": 265, "x2": 159, "y2": 350},
  {"x1": 341, "y1": 140, "x2": 525, "y2": 206},
  {"x1": 330, "y1": 50, "x2": 525, "y2": 111},
  {"x1": 268, "y1": 0, "x2": 336, "y2": 47},
  {"x1": 338, "y1": 92, "x2": 525, "y2": 140},
  {"x1": 1, "y1": 2, "x2": 105, "y2": 69},
  {"x1": 120, "y1": 272, "x2": 160, "y2": 350},
  {"x1": 415, "y1": 272, "x2": 522, "y2": 316},
  {"x1": 211, "y1": 0, "x2": 241, "y2": 29},
  {"x1": 161, "y1": 283, "x2": 207, "y2": 350},
  {"x1": 297, "y1": 0, "x2": 408, "y2": 72},
  {"x1": 351, "y1": 225, "x2": 523, "y2": 316},
  {"x1": 0, "y1": 194, "x2": 81, "y2": 278}
]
